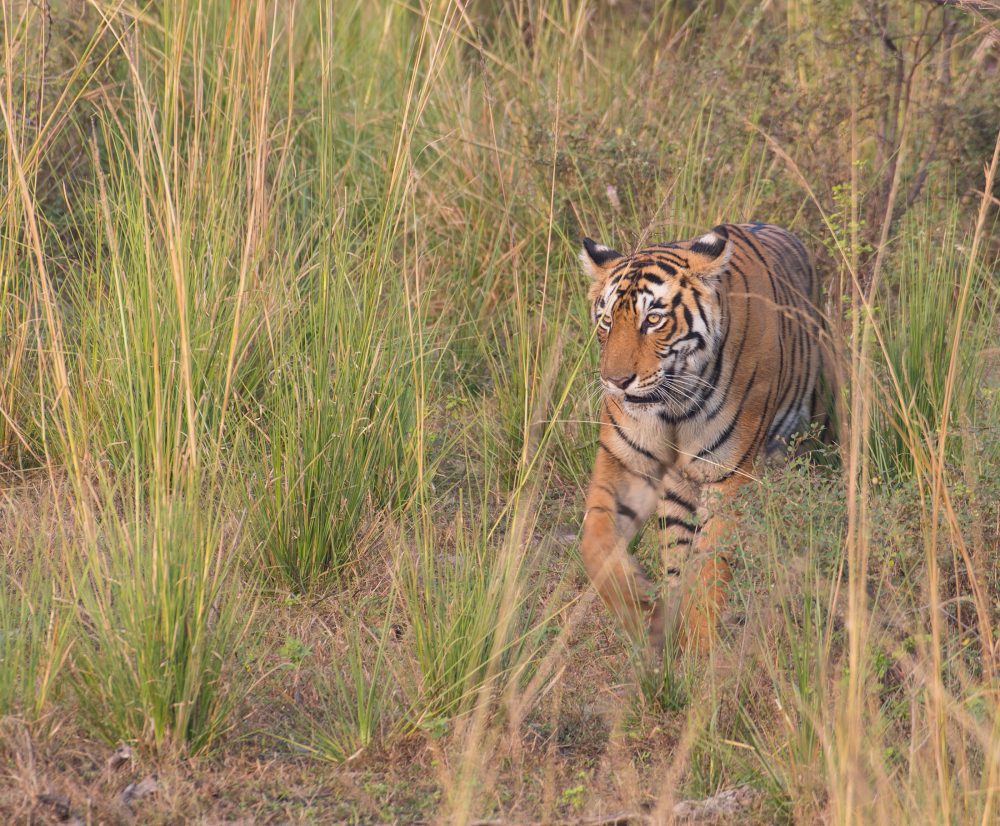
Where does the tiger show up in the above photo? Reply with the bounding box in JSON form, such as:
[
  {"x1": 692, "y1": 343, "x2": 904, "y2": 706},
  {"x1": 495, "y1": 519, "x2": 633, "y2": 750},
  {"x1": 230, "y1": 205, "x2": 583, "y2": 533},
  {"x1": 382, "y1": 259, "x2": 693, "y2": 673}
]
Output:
[{"x1": 578, "y1": 222, "x2": 824, "y2": 655}]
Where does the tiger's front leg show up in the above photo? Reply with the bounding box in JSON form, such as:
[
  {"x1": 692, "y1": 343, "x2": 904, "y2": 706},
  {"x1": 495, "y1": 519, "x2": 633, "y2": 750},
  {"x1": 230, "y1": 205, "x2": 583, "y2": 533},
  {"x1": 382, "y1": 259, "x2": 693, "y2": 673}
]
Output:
[
  {"x1": 656, "y1": 470, "x2": 708, "y2": 647},
  {"x1": 657, "y1": 469, "x2": 704, "y2": 592},
  {"x1": 581, "y1": 446, "x2": 663, "y2": 654}
]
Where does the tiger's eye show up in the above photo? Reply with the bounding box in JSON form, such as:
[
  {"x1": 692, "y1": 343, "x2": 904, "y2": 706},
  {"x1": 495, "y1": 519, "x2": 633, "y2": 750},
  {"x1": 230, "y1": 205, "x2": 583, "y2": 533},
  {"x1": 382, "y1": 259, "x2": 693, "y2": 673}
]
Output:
[{"x1": 646, "y1": 313, "x2": 664, "y2": 326}]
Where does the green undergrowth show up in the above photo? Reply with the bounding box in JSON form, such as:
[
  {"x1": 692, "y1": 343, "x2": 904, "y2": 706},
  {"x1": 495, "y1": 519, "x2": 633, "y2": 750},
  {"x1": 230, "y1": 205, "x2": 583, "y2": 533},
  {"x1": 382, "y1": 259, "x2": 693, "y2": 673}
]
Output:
[{"x1": 0, "y1": 0, "x2": 997, "y2": 822}]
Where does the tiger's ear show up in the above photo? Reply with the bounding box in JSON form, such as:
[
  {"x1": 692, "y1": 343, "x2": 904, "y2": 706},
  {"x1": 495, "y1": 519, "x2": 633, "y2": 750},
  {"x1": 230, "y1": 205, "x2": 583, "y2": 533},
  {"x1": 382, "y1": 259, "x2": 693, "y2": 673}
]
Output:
[
  {"x1": 687, "y1": 225, "x2": 733, "y2": 284},
  {"x1": 579, "y1": 237, "x2": 623, "y2": 285}
]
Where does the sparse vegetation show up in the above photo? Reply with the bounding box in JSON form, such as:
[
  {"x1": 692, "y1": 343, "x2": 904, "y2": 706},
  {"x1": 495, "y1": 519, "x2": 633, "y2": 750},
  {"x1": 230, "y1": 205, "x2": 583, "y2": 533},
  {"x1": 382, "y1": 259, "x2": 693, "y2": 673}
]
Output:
[{"x1": 1, "y1": 0, "x2": 997, "y2": 823}]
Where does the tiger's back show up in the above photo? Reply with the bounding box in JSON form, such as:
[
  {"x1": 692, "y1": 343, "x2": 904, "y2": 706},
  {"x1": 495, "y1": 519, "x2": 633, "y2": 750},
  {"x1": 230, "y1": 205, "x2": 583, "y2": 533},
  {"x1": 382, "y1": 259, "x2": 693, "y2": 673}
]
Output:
[{"x1": 673, "y1": 221, "x2": 822, "y2": 480}]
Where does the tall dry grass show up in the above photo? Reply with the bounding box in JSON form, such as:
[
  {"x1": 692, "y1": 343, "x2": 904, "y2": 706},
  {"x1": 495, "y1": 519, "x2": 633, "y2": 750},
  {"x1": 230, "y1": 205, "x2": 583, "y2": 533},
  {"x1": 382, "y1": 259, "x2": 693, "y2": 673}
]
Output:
[{"x1": 0, "y1": 0, "x2": 997, "y2": 822}]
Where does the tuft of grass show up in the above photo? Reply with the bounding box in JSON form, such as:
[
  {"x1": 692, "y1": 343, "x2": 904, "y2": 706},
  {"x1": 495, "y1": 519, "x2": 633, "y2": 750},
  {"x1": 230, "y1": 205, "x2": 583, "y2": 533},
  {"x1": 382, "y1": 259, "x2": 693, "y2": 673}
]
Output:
[
  {"x1": 870, "y1": 204, "x2": 998, "y2": 479},
  {"x1": 0, "y1": 512, "x2": 71, "y2": 721},
  {"x1": 66, "y1": 132, "x2": 272, "y2": 489},
  {"x1": 633, "y1": 627, "x2": 690, "y2": 715},
  {"x1": 69, "y1": 488, "x2": 252, "y2": 755},
  {"x1": 399, "y1": 500, "x2": 547, "y2": 726},
  {"x1": 254, "y1": 232, "x2": 420, "y2": 591},
  {"x1": 298, "y1": 607, "x2": 399, "y2": 764}
]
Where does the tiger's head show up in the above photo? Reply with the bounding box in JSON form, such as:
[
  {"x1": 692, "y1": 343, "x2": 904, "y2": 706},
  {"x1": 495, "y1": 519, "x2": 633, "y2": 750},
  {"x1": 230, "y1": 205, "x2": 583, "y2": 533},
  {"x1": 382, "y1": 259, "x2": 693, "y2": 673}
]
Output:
[{"x1": 580, "y1": 226, "x2": 733, "y2": 417}]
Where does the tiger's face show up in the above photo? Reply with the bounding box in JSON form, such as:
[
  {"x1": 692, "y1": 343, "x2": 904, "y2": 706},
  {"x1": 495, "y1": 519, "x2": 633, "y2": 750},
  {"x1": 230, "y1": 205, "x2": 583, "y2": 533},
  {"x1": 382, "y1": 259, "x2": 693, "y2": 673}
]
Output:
[{"x1": 580, "y1": 229, "x2": 733, "y2": 416}]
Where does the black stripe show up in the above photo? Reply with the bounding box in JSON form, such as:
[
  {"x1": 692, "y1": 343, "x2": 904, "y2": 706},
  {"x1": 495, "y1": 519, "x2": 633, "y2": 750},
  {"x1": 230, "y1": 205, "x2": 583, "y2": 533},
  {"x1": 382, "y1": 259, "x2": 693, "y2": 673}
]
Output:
[
  {"x1": 607, "y1": 405, "x2": 660, "y2": 463},
  {"x1": 731, "y1": 224, "x2": 769, "y2": 267},
  {"x1": 658, "y1": 404, "x2": 702, "y2": 425},
  {"x1": 692, "y1": 291, "x2": 709, "y2": 325},
  {"x1": 671, "y1": 331, "x2": 705, "y2": 351},
  {"x1": 771, "y1": 264, "x2": 788, "y2": 394},
  {"x1": 753, "y1": 382, "x2": 779, "y2": 455},
  {"x1": 770, "y1": 372, "x2": 809, "y2": 443},
  {"x1": 697, "y1": 367, "x2": 758, "y2": 459},
  {"x1": 721, "y1": 383, "x2": 777, "y2": 479},
  {"x1": 699, "y1": 290, "x2": 733, "y2": 398},
  {"x1": 703, "y1": 305, "x2": 747, "y2": 421},
  {"x1": 769, "y1": 327, "x2": 804, "y2": 433},
  {"x1": 665, "y1": 567, "x2": 682, "y2": 577},
  {"x1": 653, "y1": 249, "x2": 687, "y2": 267},
  {"x1": 701, "y1": 373, "x2": 732, "y2": 422},
  {"x1": 638, "y1": 260, "x2": 678, "y2": 279},
  {"x1": 761, "y1": 234, "x2": 795, "y2": 286},
  {"x1": 658, "y1": 515, "x2": 697, "y2": 532},
  {"x1": 616, "y1": 502, "x2": 638, "y2": 521},
  {"x1": 697, "y1": 416, "x2": 739, "y2": 460},
  {"x1": 662, "y1": 489, "x2": 698, "y2": 513}
]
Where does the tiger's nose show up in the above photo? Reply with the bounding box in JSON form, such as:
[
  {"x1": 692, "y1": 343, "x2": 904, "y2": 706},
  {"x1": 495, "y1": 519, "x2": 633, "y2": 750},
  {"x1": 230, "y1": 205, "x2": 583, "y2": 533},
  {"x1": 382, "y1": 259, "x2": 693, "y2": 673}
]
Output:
[{"x1": 605, "y1": 373, "x2": 636, "y2": 391}]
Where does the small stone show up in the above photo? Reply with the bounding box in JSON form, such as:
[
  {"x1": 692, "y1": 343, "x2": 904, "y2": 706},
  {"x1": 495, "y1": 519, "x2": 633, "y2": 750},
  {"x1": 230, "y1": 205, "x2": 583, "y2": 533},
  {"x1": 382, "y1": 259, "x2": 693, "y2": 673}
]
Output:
[
  {"x1": 108, "y1": 742, "x2": 132, "y2": 771},
  {"x1": 672, "y1": 785, "x2": 761, "y2": 822},
  {"x1": 37, "y1": 792, "x2": 71, "y2": 820},
  {"x1": 120, "y1": 774, "x2": 158, "y2": 813}
]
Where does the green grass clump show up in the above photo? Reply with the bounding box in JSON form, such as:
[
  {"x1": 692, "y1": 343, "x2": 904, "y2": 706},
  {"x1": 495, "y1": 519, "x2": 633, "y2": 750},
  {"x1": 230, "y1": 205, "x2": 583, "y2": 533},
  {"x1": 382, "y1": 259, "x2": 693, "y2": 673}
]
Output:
[
  {"x1": 70, "y1": 489, "x2": 251, "y2": 754},
  {"x1": 298, "y1": 609, "x2": 398, "y2": 764},
  {"x1": 0, "y1": 523, "x2": 70, "y2": 721},
  {"x1": 634, "y1": 629, "x2": 690, "y2": 714},
  {"x1": 870, "y1": 204, "x2": 998, "y2": 479},
  {"x1": 254, "y1": 238, "x2": 420, "y2": 591},
  {"x1": 399, "y1": 502, "x2": 547, "y2": 725}
]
